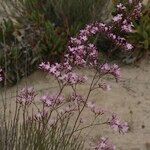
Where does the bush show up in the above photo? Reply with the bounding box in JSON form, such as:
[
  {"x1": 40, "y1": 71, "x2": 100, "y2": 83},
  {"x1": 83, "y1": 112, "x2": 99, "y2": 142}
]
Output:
[
  {"x1": 0, "y1": 0, "x2": 112, "y2": 86},
  {"x1": 109, "y1": 0, "x2": 150, "y2": 63},
  {"x1": 0, "y1": 19, "x2": 39, "y2": 86},
  {"x1": 127, "y1": 4, "x2": 150, "y2": 61},
  {"x1": 0, "y1": 21, "x2": 129, "y2": 149}
]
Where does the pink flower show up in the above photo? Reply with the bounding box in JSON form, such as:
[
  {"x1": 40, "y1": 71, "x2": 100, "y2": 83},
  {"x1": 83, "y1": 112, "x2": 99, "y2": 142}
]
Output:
[
  {"x1": 129, "y1": 0, "x2": 132, "y2": 4},
  {"x1": 40, "y1": 93, "x2": 64, "y2": 107},
  {"x1": 117, "y1": 3, "x2": 126, "y2": 10},
  {"x1": 111, "y1": 64, "x2": 121, "y2": 80},
  {"x1": 113, "y1": 14, "x2": 123, "y2": 22},
  {"x1": 126, "y1": 43, "x2": 134, "y2": 50},
  {"x1": 91, "y1": 107, "x2": 105, "y2": 116},
  {"x1": 101, "y1": 63, "x2": 111, "y2": 73},
  {"x1": 87, "y1": 101, "x2": 95, "y2": 109},
  {"x1": 100, "y1": 63, "x2": 121, "y2": 80},
  {"x1": 39, "y1": 62, "x2": 62, "y2": 77},
  {"x1": 0, "y1": 69, "x2": 3, "y2": 82},
  {"x1": 70, "y1": 93, "x2": 85, "y2": 106},
  {"x1": 92, "y1": 137, "x2": 116, "y2": 150},
  {"x1": 99, "y1": 83, "x2": 111, "y2": 91},
  {"x1": 34, "y1": 109, "x2": 48, "y2": 121},
  {"x1": 59, "y1": 72, "x2": 87, "y2": 85},
  {"x1": 87, "y1": 102, "x2": 105, "y2": 116},
  {"x1": 108, "y1": 115, "x2": 129, "y2": 134},
  {"x1": 16, "y1": 87, "x2": 36, "y2": 105},
  {"x1": 121, "y1": 20, "x2": 134, "y2": 33}
]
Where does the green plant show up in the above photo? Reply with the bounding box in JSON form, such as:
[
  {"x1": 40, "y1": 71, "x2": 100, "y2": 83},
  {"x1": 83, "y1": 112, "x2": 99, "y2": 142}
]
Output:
[
  {"x1": 0, "y1": 0, "x2": 112, "y2": 86},
  {"x1": 16, "y1": 0, "x2": 111, "y2": 32},
  {"x1": 127, "y1": 4, "x2": 150, "y2": 60},
  {"x1": 0, "y1": 19, "x2": 39, "y2": 86}
]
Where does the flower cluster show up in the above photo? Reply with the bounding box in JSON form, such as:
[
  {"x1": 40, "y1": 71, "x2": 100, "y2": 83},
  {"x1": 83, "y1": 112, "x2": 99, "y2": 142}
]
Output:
[
  {"x1": 67, "y1": 22, "x2": 133, "y2": 67},
  {"x1": 100, "y1": 63, "x2": 121, "y2": 81},
  {"x1": 16, "y1": 87, "x2": 36, "y2": 105},
  {"x1": 87, "y1": 101, "x2": 105, "y2": 116},
  {"x1": 113, "y1": 14, "x2": 123, "y2": 22},
  {"x1": 98, "y1": 83, "x2": 111, "y2": 91},
  {"x1": 59, "y1": 72, "x2": 88, "y2": 85},
  {"x1": 0, "y1": 69, "x2": 3, "y2": 82},
  {"x1": 39, "y1": 62, "x2": 87, "y2": 85},
  {"x1": 113, "y1": 0, "x2": 142, "y2": 34},
  {"x1": 40, "y1": 93, "x2": 64, "y2": 107},
  {"x1": 108, "y1": 115, "x2": 129, "y2": 134},
  {"x1": 117, "y1": 3, "x2": 126, "y2": 10},
  {"x1": 34, "y1": 109, "x2": 48, "y2": 121},
  {"x1": 70, "y1": 93, "x2": 85, "y2": 106},
  {"x1": 121, "y1": 20, "x2": 134, "y2": 33},
  {"x1": 131, "y1": 1, "x2": 142, "y2": 19},
  {"x1": 34, "y1": 2, "x2": 135, "y2": 148},
  {"x1": 92, "y1": 137, "x2": 116, "y2": 150}
]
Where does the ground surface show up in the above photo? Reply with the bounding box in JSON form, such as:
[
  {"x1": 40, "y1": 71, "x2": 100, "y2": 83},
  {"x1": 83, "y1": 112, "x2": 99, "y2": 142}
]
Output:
[{"x1": 1, "y1": 60, "x2": 150, "y2": 150}]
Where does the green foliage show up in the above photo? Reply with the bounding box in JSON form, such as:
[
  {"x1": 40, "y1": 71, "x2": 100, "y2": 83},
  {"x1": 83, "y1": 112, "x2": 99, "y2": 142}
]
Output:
[
  {"x1": 18, "y1": 0, "x2": 110, "y2": 32},
  {"x1": 38, "y1": 21, "x2": 67, "y2": 62},
  {"x1": 0, "y1": 19, "x2": 38, "y2": 86},
  {"x1": 0, "y1": 0, "x2": 111, "y2": 86},
  {"x1": 127, "y1": 4, "x2": 150, "y2": 60}
]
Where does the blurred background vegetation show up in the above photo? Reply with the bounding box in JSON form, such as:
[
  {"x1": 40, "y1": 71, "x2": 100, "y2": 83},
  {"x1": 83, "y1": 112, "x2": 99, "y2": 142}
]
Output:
[
  {"x1": 0, "y1": 0, "x2": 112, "y2": 86},
  {"x1": 0, "y1": 0, "x2": 149, "y2": 86}
]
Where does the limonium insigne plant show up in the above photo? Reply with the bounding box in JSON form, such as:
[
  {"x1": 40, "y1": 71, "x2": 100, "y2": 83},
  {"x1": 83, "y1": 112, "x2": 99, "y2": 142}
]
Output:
[
  {"x1": 98, "y1": 0, "x2": 143, "y2": 60},
  {"x1": 109, "y1": 0, "x2": 143, "y2": 61},
  {"x1": 0, "y1": 69, "x2": 3, "y2": 82},
  {"x1": 1, "y1": 24, "x2": 129, "y2": 150},
  {"x1": 1, "y1": 1, "x2": 144, "y2": 149}
]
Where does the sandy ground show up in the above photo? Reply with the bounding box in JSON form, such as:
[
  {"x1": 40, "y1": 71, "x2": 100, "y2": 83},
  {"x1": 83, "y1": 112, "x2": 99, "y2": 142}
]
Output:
[{"x1": 0, "y1": 60, "x2": 150, "y2": 150}]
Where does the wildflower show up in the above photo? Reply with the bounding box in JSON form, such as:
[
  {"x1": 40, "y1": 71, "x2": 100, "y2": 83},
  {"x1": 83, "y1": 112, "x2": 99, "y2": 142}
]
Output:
[
  {"x1": 40, "y1": 93, "x2": 64, "y2": 107},
  {"x1": 117, "y1": 3, "x2": 126, "y2": 10},
  {"x1": 91, "y1": 106, "x2": 105, "y2": 116},
  {"x1": 87, "y1": 102, "x2": 105, "y2": 116},
  {"x1": 34, "y1": 109, "x2": 48, "y2": 121},
  {"x1": 121, "y1": 20, "x2": 134, "y2": 33},
  {"x1": 100, "y1": 63, "x2": 121, "y2": 81},
  {"x1": 113, "y1": 14, "x2": 123, "y2": 22},
  {"x1": 108, "y1": 115, "x2": 129, "y2": 134},
  {"x1": 16, "y1": 87, "x2": 36, "y2": 105},
  {"x1": 126, "y1": 43, "x2": 134, "y2": 50},
  {"x1": 129, "y1": 0, "x2": 132, "y2": 4},
  {"x1": 59, "y1": 72, "x2": 87, "y2": 85},
  {"x1": 99, "y1": 83, "x2": 111, "y2": 91},
  {"x1": 39, "y1": 62, "x2": 62, "y2": 77},
  {"x1": 87, "y1": 101, "x2": 95, "y2": 109},
  {"x1": 0, "y1": 69, "x2": 3, "y2": 82},
  {"x1": 132, "y1": 2, "x2": 142, "y2": 19},
  {"x1": 92, "y1": 137, "x2": 116, "y2": 150},
  {"x1": 70, "y1": 93, "x2": 85, "y2": 106},
  {"x1": 111, "y1": 64, "x2": 121, "y2": 80}
]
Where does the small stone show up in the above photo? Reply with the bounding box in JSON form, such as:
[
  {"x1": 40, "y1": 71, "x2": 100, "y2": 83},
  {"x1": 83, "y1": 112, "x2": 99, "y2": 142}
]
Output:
[
  {"x1": 145, "y1": 142, "x2": 150, "y2": 150},
  {"x1": 129, "y1": 110, "x2": 133, "y2": 114},
  {"x1": 141, "y1": 125, "x2": 145, "y2": 129}
]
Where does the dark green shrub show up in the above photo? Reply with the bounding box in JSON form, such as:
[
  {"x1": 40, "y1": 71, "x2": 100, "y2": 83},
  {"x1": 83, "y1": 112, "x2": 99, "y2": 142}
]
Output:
[
  {"x1": 0, "y1": 19, "x2": 39, "y2": 86},
  {"x1": 127, "y1": 4, "x2": 150, "y2": 60},
  {"x1": 0, "y1": 0, "x2": 112, "y2": 86}
]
